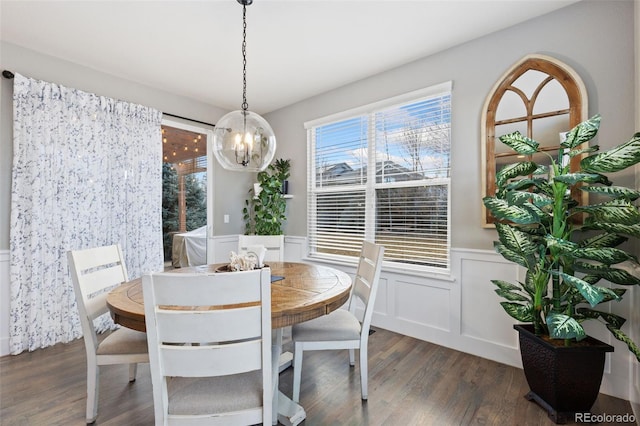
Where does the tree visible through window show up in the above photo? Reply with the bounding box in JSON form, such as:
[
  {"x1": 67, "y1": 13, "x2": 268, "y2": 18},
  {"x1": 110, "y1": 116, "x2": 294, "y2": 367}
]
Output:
[
  {"x1": 161, "y1": 126, "x2": 207, "y2": 261},
  {"x1": 306, "y1": 82, "x2": 452, "y2": 271}
]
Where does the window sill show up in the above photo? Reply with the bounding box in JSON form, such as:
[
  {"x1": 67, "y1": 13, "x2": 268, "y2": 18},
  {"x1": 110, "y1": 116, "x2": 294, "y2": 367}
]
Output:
[{"x1": 303, "y1": 254, "x2": 456, "y2": 282}]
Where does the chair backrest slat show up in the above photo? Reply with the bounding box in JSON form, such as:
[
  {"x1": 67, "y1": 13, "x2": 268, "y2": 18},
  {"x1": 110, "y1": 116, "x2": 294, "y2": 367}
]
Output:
[
  {"x1": 155, "y1": 306, "x2": 262, "y2": 343},
  {"x1": 150, "y1": 271, "x2": 262, "y2": 306},
  {"x1": 71, "y1": 245, "x2": 125, "y2": 271},
  {"x1": 160, "y1": 340, "x2": 263, "y2": 377},
  {"x1": 77, "y1": 265, "x2": 129, "y2": 298}
]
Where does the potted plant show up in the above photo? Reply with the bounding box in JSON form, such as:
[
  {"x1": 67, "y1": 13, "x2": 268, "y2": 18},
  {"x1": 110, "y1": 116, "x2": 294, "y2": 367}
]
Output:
[
  {"x1": 483, "y1": 115, "x2": 640, "y2": 423},
  {"x1": 273, "y1": 158, "x2": 291, "y2": 194},
  {"x1": 243, "y1": 160, "x2": 288, "y2": 235}
]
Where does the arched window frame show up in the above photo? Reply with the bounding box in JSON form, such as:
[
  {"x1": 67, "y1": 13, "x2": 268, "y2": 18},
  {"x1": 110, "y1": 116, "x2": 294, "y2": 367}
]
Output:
[{"x1": 481, "y1": 54, "x2": 588, "y2": 226}]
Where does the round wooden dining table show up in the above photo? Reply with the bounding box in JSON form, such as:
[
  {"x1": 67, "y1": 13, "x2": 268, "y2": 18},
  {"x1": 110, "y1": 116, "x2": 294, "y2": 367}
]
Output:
[
  {"x1": 106, "y1": 261, "x2": 352, "y2": 426},
  {"x1": 107, "y1": 261, "x2": 352, "y2": 332}
]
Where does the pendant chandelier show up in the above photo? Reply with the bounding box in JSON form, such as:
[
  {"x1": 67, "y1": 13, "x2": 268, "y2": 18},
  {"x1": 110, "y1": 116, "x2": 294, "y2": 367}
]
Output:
[{"x1": 212, "y1": 0, "x2": 276, "y2": 172}]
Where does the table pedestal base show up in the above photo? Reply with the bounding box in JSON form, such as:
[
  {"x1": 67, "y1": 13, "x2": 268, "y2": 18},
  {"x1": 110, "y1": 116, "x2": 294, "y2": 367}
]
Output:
[
  {"x1": 273, "y1": 330, "x2": 306, "y2": 426},
  {"x1": 279, "y1": 351, "x2": 293, "y2": 373},
  {"x1": 277, "y1": 391, "x2": 306, "y2": 426}
]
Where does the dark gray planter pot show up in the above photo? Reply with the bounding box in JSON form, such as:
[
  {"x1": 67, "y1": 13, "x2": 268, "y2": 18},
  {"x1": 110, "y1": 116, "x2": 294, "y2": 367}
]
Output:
[{"x1": 514, "y1": 324, "x2": 614, "y2": 424}]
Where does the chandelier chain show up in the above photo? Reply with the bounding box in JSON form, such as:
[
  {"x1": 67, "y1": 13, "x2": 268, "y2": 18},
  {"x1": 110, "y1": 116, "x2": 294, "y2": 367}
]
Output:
[{"x1": 241, "y1": 4, "x2": 248, "y2": 112}]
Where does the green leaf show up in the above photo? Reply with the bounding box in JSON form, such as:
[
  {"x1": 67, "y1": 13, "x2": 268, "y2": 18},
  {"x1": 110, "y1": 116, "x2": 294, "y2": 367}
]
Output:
[
  {"x1": 606, "y1": 324, "x2": 640, "y2": 362},
  {"x1": 553, "y1": 172, "x2": 612, "y2": 186},
  {"x1": 554, "y1": 271, "x2": 606, "y2": 307},
  {"x1": 493, "y1": 279, "x2": 536, "y2": 301},
  {"x1": 578, "y1": 199, "x2": 640, "y2": 225},
  {"x1": 547, "y1": 312, "x2": 586, "y2": 341},
  {"x1": 561, "y1": 114, "x2": 601, "y2": 149},
  {"x1": 495, "y1": 223, "x2": 538, "y2": 256},
  {"x1": 577, "y1": 308, "x2": 626, "y2": 328},
  {"x1": 573, "y1": 261, "x2": 640, "y2": 285},
  {"x1": 506, "y1": 189, "x2": 553, "y2": 208},
  {"x1": 580, "y1": 274, "x2": 602, "y2": 285},
  {"x1": 532, "y1": 164, "x2": 548, "y2": 175},
  {"x1": 581, "y1": 185, "x2": 640, "y2": 201},
  {"x1": 544, "y1": 235, "x2": 578, "y2": 252},
  {"x1": 494, "y1": 242, "x2": 529, "y2": 268},
  {"x1": 571, "y1": 246, "x2": 635, "y2": 265},
  {"x1": 483, "y1": 197, "x2": 539, "y2": 224},
  {"x1": 498, "y1": 131, "x2": 539, "y2": 155},
  {"x1": 568, "y1": 146, "x2": 599, "y2": 158},
  {"x1": 582, "y1": 222, "x2": 640, "y2": 238},
  {"x1": 523, "y1": 270, "x2": 541, "y2": 296},
  {"x1": 491, "y1": 279, "x2": 521, "y2": 292},
  {"x1": 572, "y1": 287, "x2": 626, "y2": 306},
  {"x1": 579, "y1": 232, "x2": 628, "y2": 249},
  {"x1": 495, "y1": 288, "x2": 529, "y2": 302},
  {"x1": 500, "y1": 302, "x2": 534, "y2": 322},
  {"x1": 496, "y1": 162, "x2": 538, "y2": 188},
  {"x1": 504, "y1": 177, "x2": 548, "y2": 192},
  {"x1": 581, "y1": 132, "x2": 640, "y2": 173}
]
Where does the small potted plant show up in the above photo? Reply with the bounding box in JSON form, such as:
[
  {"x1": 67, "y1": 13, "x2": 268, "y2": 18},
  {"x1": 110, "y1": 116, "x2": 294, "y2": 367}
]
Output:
[
  {"x1": 273, "y1": 158, "x2": 291, "y2": 194},
  {"x1": 483, "y1": 115, "x2": 640, "y2": 422}
]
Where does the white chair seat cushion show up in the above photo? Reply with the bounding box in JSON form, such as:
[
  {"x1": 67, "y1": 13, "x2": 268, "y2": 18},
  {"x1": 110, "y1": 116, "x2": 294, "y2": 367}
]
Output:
[
  {"x1": 167, "y1": 370, "x2": 262, "y2": 415},
  {"x1": 292, "y1": 309, "x2": 361, "y2": 342},
  {"x1": 96, "y1": 327, "x2": 148, "y2": 355}
]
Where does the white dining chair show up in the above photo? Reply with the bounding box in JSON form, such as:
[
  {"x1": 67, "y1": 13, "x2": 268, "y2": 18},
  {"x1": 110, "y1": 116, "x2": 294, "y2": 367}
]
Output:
[
  {"x1": 238, "y1": 234, "x2": 285, "y2": 262},
  {"x1": 67, "y1": 244, "x2": 149, "y2": 424},
  {"x1": 291, "y1": 241, "x2": 384, "y2": 402},
  {"x1": 143, "y1": 268, "x2": 272, "y2": 425}
]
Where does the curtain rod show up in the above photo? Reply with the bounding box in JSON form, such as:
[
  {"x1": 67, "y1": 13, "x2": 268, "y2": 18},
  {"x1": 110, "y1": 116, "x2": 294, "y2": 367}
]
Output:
[
  {"x1": 162, "y1": 113, "x2": 215, "y2": 128},
  {"x1": 2, "y1": 69, "x2": 216, "y2": 128}
]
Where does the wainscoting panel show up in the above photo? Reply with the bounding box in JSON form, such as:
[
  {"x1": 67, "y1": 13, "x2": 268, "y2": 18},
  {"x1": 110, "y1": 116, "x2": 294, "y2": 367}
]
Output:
[
  {"x1": 373, "y1": 276, "x2": 389, "y2": 317},
  {"x1": 283, "y1": 236, "x2": 306, "y2": 262},
  {"x1": 210, "y1": 234, "x2": 240, "y2": 263},
  {"x1": 460, "y1": 253, "x2": 519, "y2": 349},
  {"x1": 395, "y1": 279, "x2": 451, "y2": 332}
]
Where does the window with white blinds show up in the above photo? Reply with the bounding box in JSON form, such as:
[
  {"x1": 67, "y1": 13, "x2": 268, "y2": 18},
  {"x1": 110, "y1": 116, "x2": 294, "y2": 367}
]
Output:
[{"x1": 306, "y1": 82, "x2": 452, "y2": 271}]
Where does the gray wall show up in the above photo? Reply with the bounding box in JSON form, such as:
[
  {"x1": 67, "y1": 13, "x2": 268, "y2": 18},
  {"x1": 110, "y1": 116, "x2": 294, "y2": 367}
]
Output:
[
  {"x1": 265, "y1": 0, "x2": 637, "y2": 250},
  {"x1": 0, "y1": 42, "x2": 255, "y2": 249},
  {"x1": 0, "y1": 0, "x2": 636, "y2": 249}
]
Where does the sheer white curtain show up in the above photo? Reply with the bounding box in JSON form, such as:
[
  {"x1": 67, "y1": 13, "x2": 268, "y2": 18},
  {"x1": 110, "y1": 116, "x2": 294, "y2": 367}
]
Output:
[{"x1": 9, "y1": 73, "x2": 164, "y2": 354}]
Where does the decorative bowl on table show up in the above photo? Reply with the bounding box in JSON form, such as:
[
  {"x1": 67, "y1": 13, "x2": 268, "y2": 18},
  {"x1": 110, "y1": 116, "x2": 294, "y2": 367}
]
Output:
[{"x1": 215, "y1": 264, "x2": 268, "y2": 273}]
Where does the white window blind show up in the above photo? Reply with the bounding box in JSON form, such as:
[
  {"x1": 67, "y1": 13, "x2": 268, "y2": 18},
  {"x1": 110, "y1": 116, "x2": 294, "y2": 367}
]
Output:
[{"x1": 307, "y1": 83, "x2": 452, "y2": 271}]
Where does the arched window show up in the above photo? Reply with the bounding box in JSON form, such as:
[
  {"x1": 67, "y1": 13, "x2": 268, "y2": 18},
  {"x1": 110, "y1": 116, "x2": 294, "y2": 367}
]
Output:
[{"x1": 481, "y1": 54, "x2": 588, "y2": 226}]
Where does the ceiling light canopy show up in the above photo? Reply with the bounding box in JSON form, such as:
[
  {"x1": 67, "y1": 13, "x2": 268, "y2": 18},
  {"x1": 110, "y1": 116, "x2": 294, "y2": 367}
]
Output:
[{"x1": 212, "y1": 0, "x2": 276, "y2": 172}]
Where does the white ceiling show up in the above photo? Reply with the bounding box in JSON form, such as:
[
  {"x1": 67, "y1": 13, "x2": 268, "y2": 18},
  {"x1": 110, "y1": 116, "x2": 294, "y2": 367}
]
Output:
[{"x1": 1, "y1": 0, "x2": 579, "y2": 114}]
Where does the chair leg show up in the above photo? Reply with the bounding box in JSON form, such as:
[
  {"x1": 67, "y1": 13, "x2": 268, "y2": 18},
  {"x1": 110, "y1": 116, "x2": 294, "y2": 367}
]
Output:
[
  {"x1": 360, "y1": 345, "x2": 368, "y2": 400},
  {"x1": 272, "y1": 329, "x2": 283, "y2": 426},
  {"x1": 86, "y1": 362, "x2": 99, "y2": 423},
  {"x1": 128, "y1": 363, "x2": 138, "y2": 382},
  {"x1": 349, "y1": 348, "x2": 355, "y2": 366},
  {"x1": 292, "y1": 343, "x2": 304, "y2": 403}
]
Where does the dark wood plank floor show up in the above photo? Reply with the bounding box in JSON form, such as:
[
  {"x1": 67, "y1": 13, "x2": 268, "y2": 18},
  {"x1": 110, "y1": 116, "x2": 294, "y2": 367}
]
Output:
[{"x1": 0, "y1": 327, "x2": 635, "y2": 425}]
